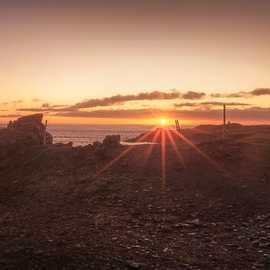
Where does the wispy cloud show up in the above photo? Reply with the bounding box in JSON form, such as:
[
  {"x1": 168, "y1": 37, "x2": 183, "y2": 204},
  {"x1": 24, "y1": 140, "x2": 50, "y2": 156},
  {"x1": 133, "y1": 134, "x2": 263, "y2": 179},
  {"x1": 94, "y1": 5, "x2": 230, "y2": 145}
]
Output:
[
  {"x1": 32, "y1": 98, "x2": 43, "y2": 103},
  {"x1": 251, "y1": 88, "x2": 270, "y2": 96},
  {"x1": 174, "y1": 101, "x2": 250, "y2": 108},
  {"x1": 17, "y1": 108, "x2": 58, "y2": 112},
  {"x1": 14, "y1": 88, "x2": 270, "y2": 124},
  {"x1": 66, "y1": 90, "x2": 205, "y2": 110},
  {"x1": 41, "y1": 103, "x2": 67, "y2": 108},
  {"x1": 17, "y1": 103, "x2": 67, "y2": 112},
  {"x1": 67, "y1": 91, "x2": 177, "y2": 110},
  {"x1": 211, "y1": 88, "x2": 270, "y2": 98},
  {"x1": 11, "y1": 100, "x2": 23, "y2": 104},
  {"x1": 0, "y1": 100, "x2": 23, "y2": 106},
  {"x1": 17, "y1": 90, "x2": 206, "y2": 113},
  {"x1": 181, "y1": 91, "x2": 205, "y2": 100},
  {"x1": 54, "y1": 107, "x2": 270, "y2": 121},
  {"x1": 0, "y1": 114, "x2": 22, "y2": 118},
  {"x1": 55, "y1": 109, "x2": 157, "y2": 119}
]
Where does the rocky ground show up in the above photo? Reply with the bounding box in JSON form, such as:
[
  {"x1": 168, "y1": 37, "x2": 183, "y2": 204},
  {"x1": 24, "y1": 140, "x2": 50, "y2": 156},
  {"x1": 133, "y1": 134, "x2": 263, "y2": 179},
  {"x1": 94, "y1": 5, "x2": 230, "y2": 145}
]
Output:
[{"x1": 0, "y1": 120, "x2": 270, "y2": 269}]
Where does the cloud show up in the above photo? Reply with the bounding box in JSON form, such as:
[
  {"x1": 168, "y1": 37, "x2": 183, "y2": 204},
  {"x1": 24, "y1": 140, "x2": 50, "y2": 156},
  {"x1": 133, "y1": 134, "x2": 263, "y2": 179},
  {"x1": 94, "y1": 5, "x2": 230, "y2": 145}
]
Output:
[
  {"x1": 181, "y1": 91, "x2": 205, "y2": 100},
  {"x1": 32, "y1": 98, "x2": 43, "y2": 102},
  {"x1": 0, "y1": 100, "x2": 23, "y2": 106},
  {"x1": 66, "y1": 90, "x2": 206, "y2": 110},
  {"x1": 11, "y1": 100, "x2": 23, "y2": 104},
  {"x1": 17, "y1": 108, "x2": 55, "y2": 112},
  {"x1": 0, "y1": 114, "x2": 22, "y2": 118},
  {"x1": 42, "y1": 103, "x2": 50, "y2": 108},
  {"x1": 13, "y1": 88, "x2": 268, "y2": 123},
  {"x1": 55, "y1": 109, "x2": 162, "y2": 119},
  {"x1": 17, "y1": 90, "x2": 207, "y2": 113},
  {"x1": 67, "y1": 91, "x2": 181, "y2": 110},
  {"x1": 174, "y1": 101, "x2": 250, "y2": 108},
  {"x1": 17, "y1": 104, "x2": 68, "y2": 112},
  {"x1": 173, "y1": 102, "x2": 197, "y2": 108},
  {"x1": 250, "y1": 88, "x2": 270, "y2": 96},
  {"x1": 210, "y1": 92, "x2": 247, "y2": 98},
  {"x1": 54, "y1": 107, "x2": 270, "y2": 122},
  {"x1": 211, "y1": 88, "x2": 270, "y2": 98},
  {"x1": 41, "y1": 103, "x2": 67, "y2": 108},
  {"x1": 201, "y1": 101, "x2": 250, "y2": 106}
]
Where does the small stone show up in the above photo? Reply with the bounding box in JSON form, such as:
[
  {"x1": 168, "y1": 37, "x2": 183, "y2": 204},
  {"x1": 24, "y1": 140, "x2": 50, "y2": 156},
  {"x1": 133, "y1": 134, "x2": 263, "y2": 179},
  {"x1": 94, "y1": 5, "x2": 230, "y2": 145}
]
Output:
[
  {"x1": 34, "y1": 249, "x2": 44, "y2": 255},
  {"x1": 126, "y1": 260, "x2": 144, "y2": 269},
  {"x1": 187, "y1": 218, "x2": 200, "y2": 225}
]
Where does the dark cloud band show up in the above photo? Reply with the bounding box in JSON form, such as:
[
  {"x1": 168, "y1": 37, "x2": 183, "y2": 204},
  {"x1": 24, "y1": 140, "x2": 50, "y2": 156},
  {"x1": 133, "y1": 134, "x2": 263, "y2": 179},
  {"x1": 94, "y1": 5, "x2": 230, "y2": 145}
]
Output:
[
  {"x1": 211, "y1": 88, "x2": 270, "y2": 98},
  {"x1": 54, "y1": 107, "x2": 270, "y2": 121}
]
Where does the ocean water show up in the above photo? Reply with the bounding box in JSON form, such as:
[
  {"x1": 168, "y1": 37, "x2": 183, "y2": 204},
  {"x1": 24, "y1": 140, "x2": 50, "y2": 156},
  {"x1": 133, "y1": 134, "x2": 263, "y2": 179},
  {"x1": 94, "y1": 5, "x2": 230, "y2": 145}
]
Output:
[
  {"x1": 47, "y1": 124, "x2": 154, "y2": 146},
  {"x1": 0, "y1": 123, "x2": 192, "y2": 146}
]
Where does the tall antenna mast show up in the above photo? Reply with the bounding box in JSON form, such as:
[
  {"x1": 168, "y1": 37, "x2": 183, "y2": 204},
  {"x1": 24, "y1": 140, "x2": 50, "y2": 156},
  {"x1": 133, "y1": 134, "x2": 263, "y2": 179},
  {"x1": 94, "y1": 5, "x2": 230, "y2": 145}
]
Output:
[
  {"x1": 223, "y1": 104, "x2": 226, "y2": 126},
  {"x1": 43, "y1": 120, "x2": 48, "y2": 145},
  {"x1": 222, "y1": 104, "x2": 227, "y2": 139}
]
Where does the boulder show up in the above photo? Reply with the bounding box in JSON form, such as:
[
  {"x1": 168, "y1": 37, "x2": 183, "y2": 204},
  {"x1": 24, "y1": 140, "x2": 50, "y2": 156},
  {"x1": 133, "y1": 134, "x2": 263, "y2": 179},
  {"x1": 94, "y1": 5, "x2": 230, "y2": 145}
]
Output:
[
  {"x1": 93, "y1": 136, "x2": 121, "y2": 160},
  {"x1": 103, "y1": 135, "x2": 121, "y2": 147},
  {"x1": 1, "y1": 114, "x2": 53, "y2": 148},
  {"x1": 93, "y1": 141, "x2": 103, "y2": 149}
]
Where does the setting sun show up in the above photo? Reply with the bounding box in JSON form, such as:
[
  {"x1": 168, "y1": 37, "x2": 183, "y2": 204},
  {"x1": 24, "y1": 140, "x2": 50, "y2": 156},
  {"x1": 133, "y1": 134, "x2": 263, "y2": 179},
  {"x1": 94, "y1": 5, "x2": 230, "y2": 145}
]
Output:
[{"x1": 159, "y1": 118, "x2": 168, "y2": 126}]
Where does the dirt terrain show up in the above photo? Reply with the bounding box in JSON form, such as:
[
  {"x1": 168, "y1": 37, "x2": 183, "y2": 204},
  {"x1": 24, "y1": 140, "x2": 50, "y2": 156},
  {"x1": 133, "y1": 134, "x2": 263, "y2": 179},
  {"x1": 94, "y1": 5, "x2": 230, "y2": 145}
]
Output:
[{"x1": 0, "y1": 125, "x2": 270, "y2": 269}]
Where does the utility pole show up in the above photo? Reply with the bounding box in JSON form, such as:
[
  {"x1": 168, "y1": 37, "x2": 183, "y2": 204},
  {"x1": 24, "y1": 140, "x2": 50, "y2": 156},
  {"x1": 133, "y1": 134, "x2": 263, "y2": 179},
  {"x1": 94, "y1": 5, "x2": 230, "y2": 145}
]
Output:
[
  {"x1": 223, "y1": 104, "x2": 226, "y2": 126},
  {"x1": 43, "y1": 120, "x2": 48, "y2": 145},
  {"x1": 222, "y1": 104, "x2": 226, "y2": 139}
]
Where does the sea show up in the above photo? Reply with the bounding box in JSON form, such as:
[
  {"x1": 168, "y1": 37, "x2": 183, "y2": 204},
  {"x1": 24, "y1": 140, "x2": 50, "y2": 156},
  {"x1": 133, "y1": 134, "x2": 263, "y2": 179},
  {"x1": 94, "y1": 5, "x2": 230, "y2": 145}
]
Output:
[
  {"x1": 47, "y1": 124, "x2": 154, "y2": 146},
  {"x1": 0, "y1": 124, "x2": 192, "y2": 146}
]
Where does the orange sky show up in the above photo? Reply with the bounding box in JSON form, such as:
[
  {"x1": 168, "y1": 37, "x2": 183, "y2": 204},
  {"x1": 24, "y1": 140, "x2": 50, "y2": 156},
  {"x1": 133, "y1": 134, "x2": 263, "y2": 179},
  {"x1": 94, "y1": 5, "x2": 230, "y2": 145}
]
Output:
[{"x1": 0, "y1": 1, "x2": 270, "y2": 125}]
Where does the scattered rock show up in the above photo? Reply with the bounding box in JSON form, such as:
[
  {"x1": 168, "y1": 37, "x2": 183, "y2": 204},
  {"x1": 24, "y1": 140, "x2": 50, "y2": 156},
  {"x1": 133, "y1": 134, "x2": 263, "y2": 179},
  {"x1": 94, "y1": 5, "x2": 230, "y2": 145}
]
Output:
[
  {"x1": 187, "y1": 218, "x2": 201, "y2": 226},
  {"x1": 103, "y1": 135, "x2": 121, "y2": 147},
  {"x1": 93, "y1": 135, "x2": 121, "y2": 160},
  {"x1": 93, "y1": 141, "x2": 102, "y2": 149},
  {"x1": 126, "y1": 260, "x2": 144, "y2": 269}
]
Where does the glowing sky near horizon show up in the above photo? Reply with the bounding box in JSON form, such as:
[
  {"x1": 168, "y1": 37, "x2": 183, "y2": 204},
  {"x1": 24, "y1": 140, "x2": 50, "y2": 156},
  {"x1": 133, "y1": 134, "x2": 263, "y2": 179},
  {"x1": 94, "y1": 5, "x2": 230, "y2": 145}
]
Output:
[{"x1": 0, "y1": 1, "x2": 270, "y2": 124}]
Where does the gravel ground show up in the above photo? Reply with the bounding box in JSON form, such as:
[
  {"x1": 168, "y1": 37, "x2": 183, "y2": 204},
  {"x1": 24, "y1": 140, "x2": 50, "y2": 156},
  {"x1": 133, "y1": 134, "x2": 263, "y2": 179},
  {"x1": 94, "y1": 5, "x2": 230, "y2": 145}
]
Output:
[{"x1": 0, "y1": 128, "x2": 270, "y2": 269}]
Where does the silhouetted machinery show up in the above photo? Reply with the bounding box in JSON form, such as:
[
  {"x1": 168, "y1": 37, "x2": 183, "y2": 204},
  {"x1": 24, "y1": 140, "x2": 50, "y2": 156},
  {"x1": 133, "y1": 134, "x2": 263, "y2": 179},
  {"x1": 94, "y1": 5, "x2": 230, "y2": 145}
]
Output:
[{"x1": 175, "y1": 120, "x2": 181, "y2": 132}]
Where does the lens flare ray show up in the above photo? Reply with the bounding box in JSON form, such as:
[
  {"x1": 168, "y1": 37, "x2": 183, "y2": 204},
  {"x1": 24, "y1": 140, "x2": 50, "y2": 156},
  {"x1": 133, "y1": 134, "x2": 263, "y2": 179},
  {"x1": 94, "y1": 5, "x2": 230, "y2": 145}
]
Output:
[
  {"x1": 95, "y1": 125, "x2": 229, "y2": 187},
  {"x1": 165, "y1": 129, "x2": 185, "y2": 168},
  {"x1": 142, "y1": 128, "x2": 161, "y2": 165},
  {"x1": 171, "y1": 129, "x2": 224, "y2": 173},
  {"x1": 95, "y1": 127, "x2": 158, "y2": 177},
  {"x1": 161, "y1": 128, "x2": 166, "y2": 189}
]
